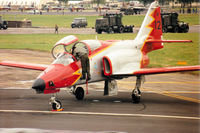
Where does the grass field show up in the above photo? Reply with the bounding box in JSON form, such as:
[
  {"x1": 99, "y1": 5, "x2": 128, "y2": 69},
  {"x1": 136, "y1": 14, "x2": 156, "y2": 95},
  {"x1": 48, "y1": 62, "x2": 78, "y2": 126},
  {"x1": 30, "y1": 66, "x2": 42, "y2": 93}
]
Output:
[
  {"x1": 0, "y1": 33, "x2": 199, "y2": 68},
  {"x1": 1, "y1": 13, "x2": 199, "y2": 28}
]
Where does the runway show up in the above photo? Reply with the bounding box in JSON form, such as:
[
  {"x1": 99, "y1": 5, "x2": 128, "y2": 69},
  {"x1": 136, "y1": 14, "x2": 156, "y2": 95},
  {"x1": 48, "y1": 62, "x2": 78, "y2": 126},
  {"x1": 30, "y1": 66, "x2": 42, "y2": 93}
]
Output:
[{"x1": 0, "y1": 73, "x2": 199, "y2": 133}]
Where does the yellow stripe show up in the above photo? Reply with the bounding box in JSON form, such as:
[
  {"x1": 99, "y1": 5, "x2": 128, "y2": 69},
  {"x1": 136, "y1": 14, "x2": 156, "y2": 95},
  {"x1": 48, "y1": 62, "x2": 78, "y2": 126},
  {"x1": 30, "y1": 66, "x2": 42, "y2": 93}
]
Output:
[
  {"x1": 161, "y1": 93, "x2": 200, "y2": 103},
  {"x1": 71, "y1": 69, "x2": 81, "y2": 86},
  {"x1": 139, "y1": 8, "x2": 156, "y2": 68},
  {"x1": 145, "y1": 88, "x2": 200, "y2": 103},
  {"x1": 89, "y1": 42, "x2": 115, "y2": 59},
  {"x1": 118, "y1": 81, "x2": 200, "y2": 84},
  {"x1": 163, "y1": 91, "x2": 200, "y2": 94},
  {"x1": 118, "y1": 83, "x2": 200, "y2": 103}
]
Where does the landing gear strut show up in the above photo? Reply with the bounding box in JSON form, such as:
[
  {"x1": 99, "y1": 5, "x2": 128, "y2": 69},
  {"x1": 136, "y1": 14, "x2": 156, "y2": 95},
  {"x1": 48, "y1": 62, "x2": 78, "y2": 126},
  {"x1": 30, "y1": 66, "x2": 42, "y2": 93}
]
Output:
[
  {"x1": 132, "y1": 75, "x2": 144, "y2": 103},
  {"x1": 49, "y1": 96, "x2": 63, "y2": 110}
]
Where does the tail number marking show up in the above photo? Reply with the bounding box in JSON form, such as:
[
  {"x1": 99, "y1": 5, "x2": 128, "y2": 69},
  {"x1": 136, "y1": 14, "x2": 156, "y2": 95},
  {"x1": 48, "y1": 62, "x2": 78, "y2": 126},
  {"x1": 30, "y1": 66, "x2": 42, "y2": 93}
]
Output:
[{"x1": 155, "y1": 21, "x2": 161, "y2": 30}]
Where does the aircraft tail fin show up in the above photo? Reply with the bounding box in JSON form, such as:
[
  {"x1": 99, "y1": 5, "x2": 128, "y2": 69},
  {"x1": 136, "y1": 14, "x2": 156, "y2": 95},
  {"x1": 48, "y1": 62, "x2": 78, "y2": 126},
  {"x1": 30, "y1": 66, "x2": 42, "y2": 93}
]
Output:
[
  {"x1": 135, "y1": 1, "x2": 163, "y2": 53},
  {"x1": 135, "y1": 1, "x2": 192, "y2": 54}
]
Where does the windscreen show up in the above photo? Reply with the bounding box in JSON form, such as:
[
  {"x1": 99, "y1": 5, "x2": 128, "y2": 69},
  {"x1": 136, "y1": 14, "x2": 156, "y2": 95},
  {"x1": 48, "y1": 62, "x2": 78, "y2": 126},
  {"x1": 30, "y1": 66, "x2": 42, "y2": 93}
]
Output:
[{"x1": 52, "y1": 53, "x2": 75, "y2": 66}]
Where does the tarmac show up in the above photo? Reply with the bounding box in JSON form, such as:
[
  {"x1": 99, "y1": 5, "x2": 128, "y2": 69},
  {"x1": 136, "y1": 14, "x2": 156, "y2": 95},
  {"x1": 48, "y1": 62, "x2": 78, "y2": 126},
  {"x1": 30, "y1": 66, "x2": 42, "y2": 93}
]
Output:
[{"x1": 0, "y1": 72, "x2": 199, "y2": 133}]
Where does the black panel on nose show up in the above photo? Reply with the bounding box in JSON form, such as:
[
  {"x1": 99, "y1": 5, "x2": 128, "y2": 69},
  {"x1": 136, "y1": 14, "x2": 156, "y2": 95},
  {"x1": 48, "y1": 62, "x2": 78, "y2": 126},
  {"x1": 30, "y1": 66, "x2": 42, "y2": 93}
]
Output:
[{"x1": 32, "y1": 78, "x2": 45, "y2": 93}]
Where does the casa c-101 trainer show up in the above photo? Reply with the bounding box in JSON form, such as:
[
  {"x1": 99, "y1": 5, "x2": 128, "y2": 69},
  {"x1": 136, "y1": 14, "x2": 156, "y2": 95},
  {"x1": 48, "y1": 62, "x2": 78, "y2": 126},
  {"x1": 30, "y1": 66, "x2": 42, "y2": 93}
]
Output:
[{"x1": 0, "y1": 1, "x2": 199, "y2": 111}]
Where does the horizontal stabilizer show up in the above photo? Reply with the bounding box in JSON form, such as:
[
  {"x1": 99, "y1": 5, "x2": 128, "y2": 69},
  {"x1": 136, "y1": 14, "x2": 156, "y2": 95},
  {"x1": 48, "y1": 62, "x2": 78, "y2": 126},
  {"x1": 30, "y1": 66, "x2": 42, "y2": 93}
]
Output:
[
  {"x1": 0, "y1": 61, "x2": 48, "y2": 71},
  {"x1": 146, "y1": 39, "x2": 192, "y2": 43}
]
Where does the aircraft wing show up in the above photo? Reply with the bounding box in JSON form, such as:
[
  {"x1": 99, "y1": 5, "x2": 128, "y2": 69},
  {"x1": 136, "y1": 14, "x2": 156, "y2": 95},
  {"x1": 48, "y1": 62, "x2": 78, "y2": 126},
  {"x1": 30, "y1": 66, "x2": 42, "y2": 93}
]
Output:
[
  {"x1": 111, "y1": 65, "x2": 200, "y2": 77},
  {"x1": 0, "y1": 61, "x2": 48, "y2": 71},
  {"x1": 133, "y1": 65, "x2": 200, "y2": 75}
]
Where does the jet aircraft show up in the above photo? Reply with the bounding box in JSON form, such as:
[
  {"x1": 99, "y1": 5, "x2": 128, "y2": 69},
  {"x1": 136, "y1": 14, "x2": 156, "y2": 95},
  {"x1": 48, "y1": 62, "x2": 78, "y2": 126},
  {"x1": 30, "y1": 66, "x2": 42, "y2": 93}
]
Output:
[{"x1": 0, "y1": 1, "x2": 199, "y2": 110}]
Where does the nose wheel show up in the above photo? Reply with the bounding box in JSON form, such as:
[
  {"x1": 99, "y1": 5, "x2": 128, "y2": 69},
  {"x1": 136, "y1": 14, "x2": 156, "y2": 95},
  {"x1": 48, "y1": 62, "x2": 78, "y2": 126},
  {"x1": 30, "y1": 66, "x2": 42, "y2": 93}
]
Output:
[{"x1": 49, "y1": 96, "x2": 63, "y2": 111}]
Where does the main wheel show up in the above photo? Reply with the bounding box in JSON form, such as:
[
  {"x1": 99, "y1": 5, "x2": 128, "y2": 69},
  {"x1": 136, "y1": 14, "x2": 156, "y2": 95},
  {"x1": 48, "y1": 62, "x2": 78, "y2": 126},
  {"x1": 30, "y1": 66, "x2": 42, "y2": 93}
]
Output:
[
  {"x1": 75, "y1": 87, "x2": 84, "y2": 100},
  {"x1": 52, "y1": 100, "x2": 62, "y2": 110},
  {"x1": 132, "y1": 89, "x2": 141, "y2": 103},
  {"x1": 132, "y1": 93, "x2": 140, "y2": 103}
]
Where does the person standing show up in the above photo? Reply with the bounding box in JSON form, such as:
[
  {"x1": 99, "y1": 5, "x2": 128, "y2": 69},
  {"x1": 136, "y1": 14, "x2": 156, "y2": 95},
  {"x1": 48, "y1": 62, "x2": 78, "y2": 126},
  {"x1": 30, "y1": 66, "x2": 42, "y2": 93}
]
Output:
[
  {"x1": 72, "y1": 46, "x2": 91, "y2": 80},
  {"x1": 55, "y1": 24, "x2": 58, "y2": 34}
]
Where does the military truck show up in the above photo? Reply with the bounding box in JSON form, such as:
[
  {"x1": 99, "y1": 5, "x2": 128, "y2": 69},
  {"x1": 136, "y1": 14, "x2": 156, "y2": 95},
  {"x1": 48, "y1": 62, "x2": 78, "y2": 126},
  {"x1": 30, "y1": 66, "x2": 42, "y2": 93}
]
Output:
[
  {"x1": 161, "y1": 12, "x2": 189, "y2": 33},
  {"x1": 0, "y1": 16, "x2": 8, "y2": 30},
  {"x1": 95, "y1": 13, "x2": 133, "y2": 34},
  {"x1": 120, "y1": 7, "x2": 143, "y2": 15},
  {"x1": 71, "y1": 17, "x2": 87, "y2": 28}
]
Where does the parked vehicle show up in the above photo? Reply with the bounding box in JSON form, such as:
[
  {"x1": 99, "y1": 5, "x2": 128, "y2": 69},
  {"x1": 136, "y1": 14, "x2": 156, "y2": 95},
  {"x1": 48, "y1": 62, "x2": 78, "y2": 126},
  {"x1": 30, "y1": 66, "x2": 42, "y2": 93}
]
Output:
[
  {"x1": 0, "y1": 16, "x2": 8, "y2": 30},
  {"x1": 95, "y1": 13, "x2": 133, "y2": 34},
  {"x1": 161, "y1": 12, "x2": 189, "y2": 33},
  {"x1": 71, "y1": 18, "x2": 87, "y2": 28}
]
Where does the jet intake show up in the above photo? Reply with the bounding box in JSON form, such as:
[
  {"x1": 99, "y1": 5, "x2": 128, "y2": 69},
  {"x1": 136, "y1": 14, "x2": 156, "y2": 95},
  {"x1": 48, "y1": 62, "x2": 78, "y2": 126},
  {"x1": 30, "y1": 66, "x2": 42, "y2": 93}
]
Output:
[{"x1": 102, "y1": 56, "x2": 112, "y2": 76}]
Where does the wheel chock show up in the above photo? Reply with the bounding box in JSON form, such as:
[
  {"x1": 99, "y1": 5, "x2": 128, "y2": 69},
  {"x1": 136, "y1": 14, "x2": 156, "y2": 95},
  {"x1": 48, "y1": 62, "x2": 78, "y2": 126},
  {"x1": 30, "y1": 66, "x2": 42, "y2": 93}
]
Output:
[{"x1": 51, "y1": 108, "x2": 64, "y2": 112}]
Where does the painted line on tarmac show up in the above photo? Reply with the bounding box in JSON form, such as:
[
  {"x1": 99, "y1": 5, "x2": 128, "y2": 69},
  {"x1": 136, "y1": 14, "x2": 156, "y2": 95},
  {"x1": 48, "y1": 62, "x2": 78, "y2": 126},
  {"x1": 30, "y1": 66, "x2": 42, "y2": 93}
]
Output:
[
  {"x1": 160, "y1": 93, "x2": 200, "y2": 103},
  {"x1": 1, "y1": 88, "x2": 199, "y2": 94},
  {"x1": 0, "y1": 109, "x2": 199, "y2": 120},
  {"x1": 143, "y1": 88, "x2": 200, "y2": 103},
  {"x1": 118, "y1": 81, "x2": 200, "y2": 84},
  {"x1": 118, "y1": 83, "x2": 200, "y2": 103}
]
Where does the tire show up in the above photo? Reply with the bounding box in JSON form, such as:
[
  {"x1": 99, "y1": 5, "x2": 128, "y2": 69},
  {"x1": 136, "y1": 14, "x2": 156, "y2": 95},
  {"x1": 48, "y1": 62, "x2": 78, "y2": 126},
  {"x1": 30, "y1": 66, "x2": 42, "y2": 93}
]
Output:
[
  {"x1": 52, "y1": 100, "x2": 62, "y2": 110},
  {"x1": 71, "y1": 24, "x2": 75, "y2": 28},
  {"x1": 184, "y1": 26, "x2": 189, "y2": 33},
  {"x1": 132, "y1": 93, "x2": 140, "y2": 103},
  {"x1": 108, "y1": 28, "x2": 113, "y2": 34},
  {"x1": 97, "y1": 30, "x2": 102, "y2": 34},
  {"x1": 75, "y1": 87, "x2": 84, "y2": 100},
  {"x1": 173, "y1": 26, "x2": 179, "y2": 33},
  {"x1": 119, "y1": 26, "x2": 124, "y2": 33},
  {"x1": 3, "y1": 26, "x2": 7, "y2": 30},
  {"x1": 162, "y1": 27, "x2": 168, "y2": 33}
]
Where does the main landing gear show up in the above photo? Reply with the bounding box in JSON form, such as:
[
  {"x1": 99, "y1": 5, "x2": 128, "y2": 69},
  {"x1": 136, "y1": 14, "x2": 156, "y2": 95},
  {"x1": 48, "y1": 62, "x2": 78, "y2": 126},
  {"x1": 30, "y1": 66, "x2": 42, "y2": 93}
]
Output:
[
  {"x1": 132, "y1": 75, "x2": 144, "y2": 103},
  {"x1": 74, "y1": 86, "x2": 85, "y2": 100}
]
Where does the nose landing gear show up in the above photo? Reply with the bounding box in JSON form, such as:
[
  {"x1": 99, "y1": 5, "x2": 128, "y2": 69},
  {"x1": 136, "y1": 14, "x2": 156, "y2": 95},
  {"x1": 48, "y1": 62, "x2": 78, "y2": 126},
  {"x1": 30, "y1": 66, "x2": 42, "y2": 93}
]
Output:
[{"x1": 49, "y1": 96, "x2": 63, "y2": 111}]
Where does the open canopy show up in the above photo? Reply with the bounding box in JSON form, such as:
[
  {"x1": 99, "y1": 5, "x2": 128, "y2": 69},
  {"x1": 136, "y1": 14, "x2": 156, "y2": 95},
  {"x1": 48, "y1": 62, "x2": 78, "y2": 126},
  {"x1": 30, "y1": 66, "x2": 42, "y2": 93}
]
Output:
[{"x1": 51, "y1": 35, "x2": 78, "y2": 59}]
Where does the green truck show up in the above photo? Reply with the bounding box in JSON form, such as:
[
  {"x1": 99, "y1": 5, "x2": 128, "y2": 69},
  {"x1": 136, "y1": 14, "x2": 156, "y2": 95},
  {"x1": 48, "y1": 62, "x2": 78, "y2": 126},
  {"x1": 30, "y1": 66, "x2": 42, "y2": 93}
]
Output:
[
  {"x1": 95, "y1": 13, "x2": 133, "y2": 34},
  {"x1": 0, "y1": 16, "x2": 8, "y2": 30},
  {"x1": 161, "y1": 12, "x2": 189, "y2": 33}
]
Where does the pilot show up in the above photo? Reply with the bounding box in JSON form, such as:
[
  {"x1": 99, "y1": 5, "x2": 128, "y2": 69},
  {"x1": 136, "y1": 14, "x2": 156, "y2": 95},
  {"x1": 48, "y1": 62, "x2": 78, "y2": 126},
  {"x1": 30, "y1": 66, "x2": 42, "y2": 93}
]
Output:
[{"x1": 72, "y1": 46, "x2": 91, "y2": 80}]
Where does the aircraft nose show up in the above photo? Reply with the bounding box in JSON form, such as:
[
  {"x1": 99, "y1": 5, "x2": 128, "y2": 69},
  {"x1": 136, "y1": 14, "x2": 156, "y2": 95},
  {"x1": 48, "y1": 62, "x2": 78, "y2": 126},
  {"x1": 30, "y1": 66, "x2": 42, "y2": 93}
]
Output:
[{"x1": 32, "y1": 78, "x2": 46, "y2": 93}]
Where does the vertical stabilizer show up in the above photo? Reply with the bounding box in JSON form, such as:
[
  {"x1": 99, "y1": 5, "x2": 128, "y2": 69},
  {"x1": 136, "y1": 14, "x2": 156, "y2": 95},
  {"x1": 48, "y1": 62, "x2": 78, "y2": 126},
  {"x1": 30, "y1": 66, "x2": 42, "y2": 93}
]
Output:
[{"x1": 135, "y1": 1, "x2": 163, "y2": 53}]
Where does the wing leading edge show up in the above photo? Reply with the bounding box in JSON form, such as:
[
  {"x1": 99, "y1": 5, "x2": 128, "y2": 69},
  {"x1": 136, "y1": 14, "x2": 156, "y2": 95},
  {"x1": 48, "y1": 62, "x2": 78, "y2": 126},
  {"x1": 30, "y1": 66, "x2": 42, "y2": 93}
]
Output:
[{"x1": 0, "y1": 61, "x2": 48, "y2": 71}]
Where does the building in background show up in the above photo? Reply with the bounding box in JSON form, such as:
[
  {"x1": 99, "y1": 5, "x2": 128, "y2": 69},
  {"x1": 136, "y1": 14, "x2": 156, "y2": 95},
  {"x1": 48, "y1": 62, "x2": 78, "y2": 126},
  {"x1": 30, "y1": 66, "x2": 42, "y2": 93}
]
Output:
[{"x1": 0, "y1": 0, "x2": 59, "y2": 9}]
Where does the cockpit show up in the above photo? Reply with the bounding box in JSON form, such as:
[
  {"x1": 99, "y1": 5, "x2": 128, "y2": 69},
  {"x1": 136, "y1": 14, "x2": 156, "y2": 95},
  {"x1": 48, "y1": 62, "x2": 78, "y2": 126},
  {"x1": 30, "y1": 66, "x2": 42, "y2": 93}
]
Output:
[
  {"x1": 52, "y1": 53, "x2": 75, "y2": 66},
  {"x1": 51, "y1": 35, "x2": 103, "y2": 65}
]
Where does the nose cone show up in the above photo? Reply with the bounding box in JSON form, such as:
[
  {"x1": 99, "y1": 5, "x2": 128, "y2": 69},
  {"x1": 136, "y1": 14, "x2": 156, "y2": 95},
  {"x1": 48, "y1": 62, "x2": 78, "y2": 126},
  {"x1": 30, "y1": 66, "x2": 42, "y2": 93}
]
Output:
[{"x1": 32, "y1": 78, "x2": 45, "y2": 93}]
